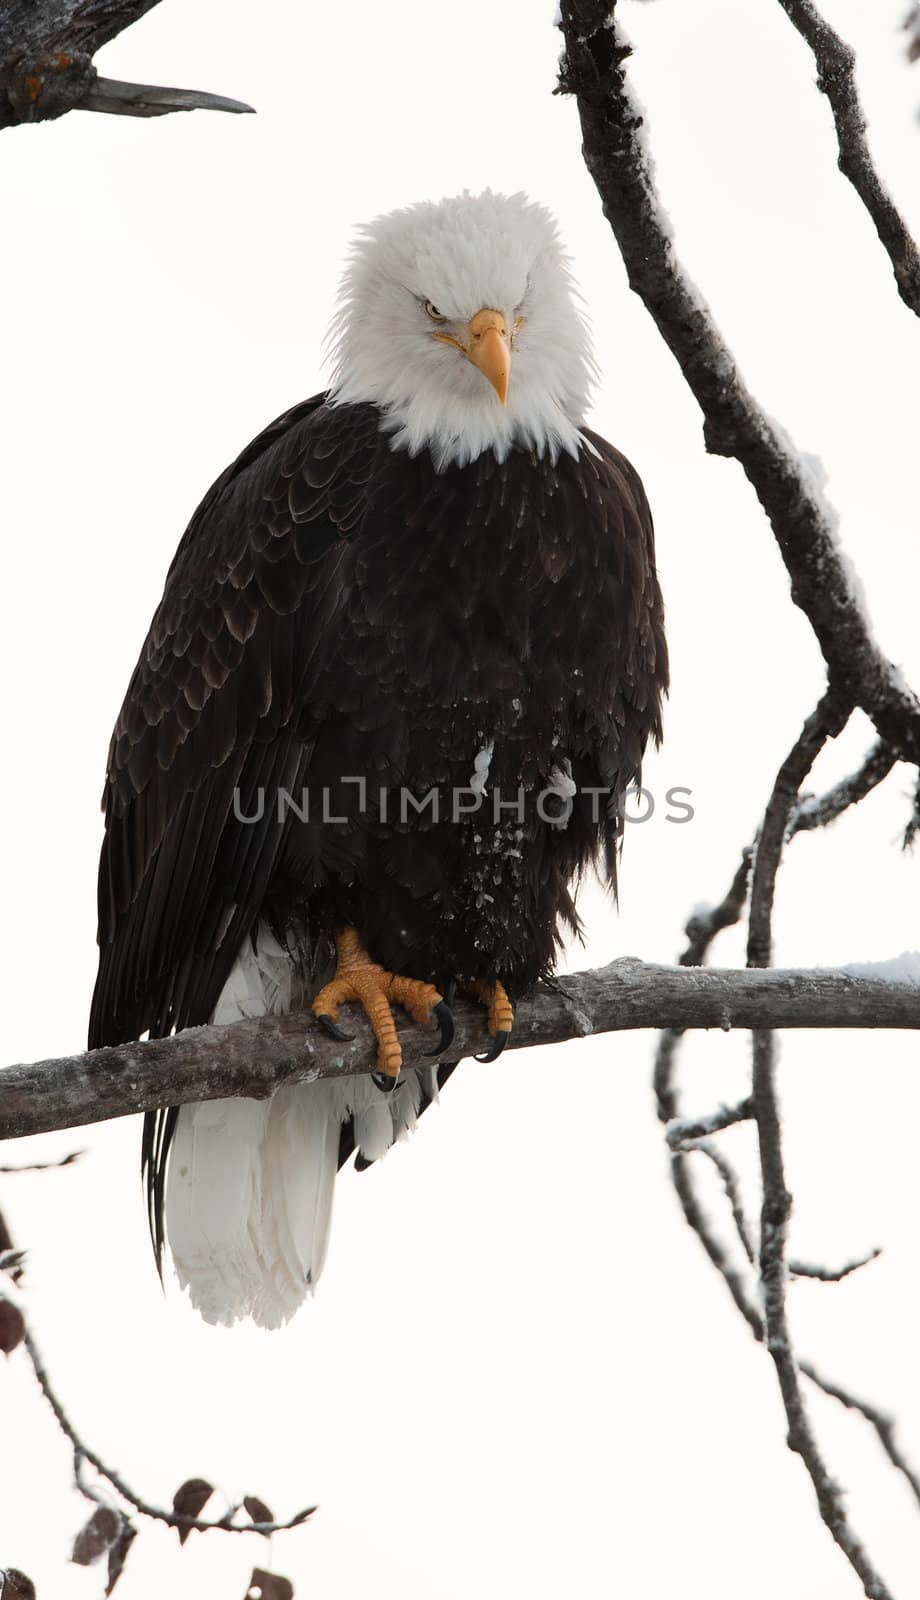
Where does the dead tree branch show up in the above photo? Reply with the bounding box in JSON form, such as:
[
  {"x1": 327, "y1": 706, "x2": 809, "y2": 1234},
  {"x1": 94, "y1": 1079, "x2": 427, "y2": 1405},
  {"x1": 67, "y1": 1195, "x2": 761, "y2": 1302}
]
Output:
[
  {"x1": 789, "y1": 1249, "x2": 881, "y2": 1282},
  {"x1": 1, "y1": 1194, "x2": 312, "y2": 1591},
  {"x1": 555, "y1": 3, "x2": 920, "y2": 767},
  {"x1": 0, "y1": 0, "x2": 253, "y2": 129},
  {"x1": 21, "y1": 1321, "x2": 315, "y2": 1537},
  {"x1": 746, "y1": 701, "x2": 895, "y2": 1599},
  {"x1": 775, "y1": 0, "x2": 920, "y2": 315},
  {"x1": 653, "y1": 860, "x2": 920, "y2": 1568},
  {"x1": 789, "y1": 741, "x2": 897, "y2": 836},
  {"x1": 3, "y1": 957, "x2": 920, "y2": 1141}
]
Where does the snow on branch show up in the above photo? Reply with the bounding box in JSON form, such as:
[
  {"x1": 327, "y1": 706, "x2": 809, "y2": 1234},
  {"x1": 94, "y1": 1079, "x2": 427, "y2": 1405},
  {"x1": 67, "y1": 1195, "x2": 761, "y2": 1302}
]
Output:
[
  {"x1": 788, "y1": 739, "x2": 896, "y2": 836},
  {"x1": 3, "y1": 955, "x2": 920, "y2": 1142},
  {"x1": 555, "y1": 1, "x2": 920, "y2": 770},
  {"x1": 776, "y1": 0, "x2": 920, "y2": 315},
  {"x1": 652, "y1": 702, "x2": 914, "y2": 1599},
  {"x1": 0, "y1": 1, "x2": 253, "y2": 129}
]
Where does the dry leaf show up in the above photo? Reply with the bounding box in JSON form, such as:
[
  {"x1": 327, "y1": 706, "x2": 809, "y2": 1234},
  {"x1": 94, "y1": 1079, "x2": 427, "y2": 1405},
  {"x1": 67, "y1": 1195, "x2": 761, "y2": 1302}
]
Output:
[
  {"x1": 172, "y1": 1477, "x2": 214, "y2": 1543},
  {"x1": 105, "y1": 1519, "x2": 137, "y2": 1595},
  {"x1": 244, "y1": 1570, "x2": 294, "y2": 1600},
  {"x1": 1, "y1": 1572, "x2": 36, "y2": 1600},
  {"x1": 0, "y1": 1249, "x2": 27, "y2": 1283},
  {"x1": 243, "y1": 1495, "x2": 274, "y2": 1532},
  {"x1": 71, "y1": 1505, "x2": 120, "y2": 1565},
  {"x1": 0, "y1": 1298, "x2": 25, "y2": 1356}
]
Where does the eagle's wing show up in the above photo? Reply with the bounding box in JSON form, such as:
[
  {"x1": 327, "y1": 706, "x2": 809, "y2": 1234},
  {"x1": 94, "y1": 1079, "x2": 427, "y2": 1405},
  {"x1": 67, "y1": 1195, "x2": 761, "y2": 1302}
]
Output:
[
  {"x1": 578, "y1": 427, "x2": 668, "y2": 883},
  {"x1": 90, "y1": 395, "x2": 381, "y2": 1050}
]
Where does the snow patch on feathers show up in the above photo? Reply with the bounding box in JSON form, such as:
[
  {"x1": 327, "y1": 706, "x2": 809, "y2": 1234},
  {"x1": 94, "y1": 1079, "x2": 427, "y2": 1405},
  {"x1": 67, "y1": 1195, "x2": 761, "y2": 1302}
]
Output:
[
  {"x1": 164, "y1": 928, "x2": 439, "y2": 1328},
  {"x1": 328, "y1": 190, "x2": 594, "y2": 470}
]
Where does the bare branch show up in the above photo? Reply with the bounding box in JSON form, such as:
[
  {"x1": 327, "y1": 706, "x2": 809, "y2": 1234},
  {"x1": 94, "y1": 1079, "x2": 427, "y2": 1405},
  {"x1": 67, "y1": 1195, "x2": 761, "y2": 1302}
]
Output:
[
  {"x1": 0, "y1": 1, "x2": 254, "y2": 128},
  {"x1": 680, "y1": 848, "x2": 754, "y2": 965},
  {"x1": 789, "y1": 742, "x2": 897, "y2": 837},
  {"x1": 77, "y1": 76, "x2": 253, "y2": 118},
  {"x1": 22, "y1": 1323, "x2": 314, "y2": 1536},
  {"x1": 4, "y1": 957, "x2": 920, "y2": 1141},
  {"x1": 682, "y1": 1138, "x2": 757, "y2": 1264},
  {"x1": 555, "y1": 4, "x2": 920, "y2": 766},
  {"x1": 790, "y1": 1248, "x2": 882, "y2": 1282},
  {"x1": 0, "y1": 1150, "x2": 82, "y2": 1174},
  {"x1": 775, "y1": 0, "x2": 920, "y2": 315},
  {"x1": 800, "y1": 1361, "x2": 920, "y2": 1512},
  {"x1": 665, "y1": 1098, "x2": 753, "y2": 1148},
  {"x1": 748, "y1": 694, "x2": 843, "y2": 967},
  {"x1": 747, "y1": 702, "x2": 895, "y2": 1599}
]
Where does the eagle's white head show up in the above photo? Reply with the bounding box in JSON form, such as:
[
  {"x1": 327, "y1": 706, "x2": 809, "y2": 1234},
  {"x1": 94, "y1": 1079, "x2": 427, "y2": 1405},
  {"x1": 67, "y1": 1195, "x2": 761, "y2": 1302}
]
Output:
[{"x1": 328, "y1": 190, "x2": 594, "y2": 471}]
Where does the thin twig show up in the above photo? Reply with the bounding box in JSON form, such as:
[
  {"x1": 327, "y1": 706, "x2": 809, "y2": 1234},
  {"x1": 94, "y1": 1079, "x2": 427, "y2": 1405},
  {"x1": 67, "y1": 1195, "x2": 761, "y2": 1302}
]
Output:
[
  {"x1": 680, "y1": 849, "x2": 754, "y2": 965},
  {"x1": 682, "y1": 1139, "x2": 757, "y2": 1264},
  {"x1": 775, "y1": 0, "x2": 920, "y2": 315},
  {"x1": 747, "y1": 698, "x2": 895, "y2": 1600},
  {"x1": 790, "y1": 1248, "x2": 881, "y2": 1283},
  {"x1": 665, "y1": 1098, "x2": 753, "y2": 1148},
  {"x1": 653, "y1": 850, "x2": 761, "y2": 1333},
  {"x1": 0, "y1": 1151, "x2": 82, "y2": 1174},
  {"x1": 801, "y1": 1361, "x2": 920, "y2": 1512},
  {"x1": 654, "y1": 839, "x2": 920, "y2": 1579},
  {"x1": 21, "y1": 1324, "x2": 314, "y2": 1536},
  {"x1": 748, "y1": 695, "x2": 846, "y2": 966},
  {"x1": 789, "y1": 741, "x2": 896, "y2": 837}
]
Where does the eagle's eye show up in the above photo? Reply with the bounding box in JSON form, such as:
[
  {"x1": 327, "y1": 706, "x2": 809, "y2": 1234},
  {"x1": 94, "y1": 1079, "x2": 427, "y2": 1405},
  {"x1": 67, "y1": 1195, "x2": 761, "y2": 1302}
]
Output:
[{"x1": 424, "y1": 300, "x2": 446, "y2": 322}]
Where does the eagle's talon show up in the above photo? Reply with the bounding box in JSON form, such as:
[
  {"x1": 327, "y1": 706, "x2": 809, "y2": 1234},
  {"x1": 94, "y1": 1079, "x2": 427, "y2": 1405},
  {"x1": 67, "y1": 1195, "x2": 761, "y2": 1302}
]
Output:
[
  {"x1": 312, "y1": 927, "x2": 447, "y2": 1083},
  {"x1": 476, "y1": 1029, "x2": 510, "y2": 1064},
  {"x1": 317, "y1": 1013, "x2": 355, "y2": 1043},
  {"x1": 468, "y1": 978, "x2": 514, "y2": 1062},
  {"x1": 426, "y1": 999, "x2": 455, "y2": 1058}
]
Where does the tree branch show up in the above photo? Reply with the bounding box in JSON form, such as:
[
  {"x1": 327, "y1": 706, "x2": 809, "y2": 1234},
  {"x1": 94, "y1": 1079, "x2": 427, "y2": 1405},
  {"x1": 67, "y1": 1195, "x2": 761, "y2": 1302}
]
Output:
[
  {"x1": 788, "y1": 740, "x2": 896, "y2": 837},
  {"x1": 0, "y1": 1, "x2": 254, "y2": 128},
  {"x1": 555, "y1": 3, "x2": 920, "y2": 766},
  {"x1": 775, "y1": 0, "x2": 920, "y2": 316},
  {"x1": 653, "y1": 859, "x2": 920, "y2": 1564},
  {"x1": 22, "y1": 1325, "x2": 315, "y2": 1537},
  {"x1": 2, "y1": 957, "x2": 920, "y2": 1141},
  {"x1": 747, "y1": 702, "x2": 895, "y2": 1598}
]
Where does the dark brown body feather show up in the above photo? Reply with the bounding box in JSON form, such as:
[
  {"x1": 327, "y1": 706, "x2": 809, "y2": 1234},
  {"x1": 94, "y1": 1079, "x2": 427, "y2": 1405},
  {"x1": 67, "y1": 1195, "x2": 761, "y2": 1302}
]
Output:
[{"x1": 89, "y1": 396, "x2": 667, "y2": 1242}]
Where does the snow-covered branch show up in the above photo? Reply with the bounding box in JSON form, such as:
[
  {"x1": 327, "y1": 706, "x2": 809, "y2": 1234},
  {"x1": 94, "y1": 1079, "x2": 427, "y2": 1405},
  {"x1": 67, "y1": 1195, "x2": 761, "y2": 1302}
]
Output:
[
  {"x1": 776, "y1": 0, "x2": 920, "y2": 315},
  {"x1": 3, "y1": 956, "x2": 920, "y2": 1142},
  {"x1": 0, "y1": 0, "x2": 253, "y2": 128},
  {"x1": 555, "y1": 1, "x2": 920, "y2": 771}
]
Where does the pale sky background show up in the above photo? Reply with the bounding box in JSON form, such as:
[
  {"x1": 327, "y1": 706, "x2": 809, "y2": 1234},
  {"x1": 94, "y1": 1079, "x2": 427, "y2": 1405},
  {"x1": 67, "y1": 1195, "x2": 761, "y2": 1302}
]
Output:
[{"x1": 2, "y1": 1, "x2": 920, "y2": 1595}]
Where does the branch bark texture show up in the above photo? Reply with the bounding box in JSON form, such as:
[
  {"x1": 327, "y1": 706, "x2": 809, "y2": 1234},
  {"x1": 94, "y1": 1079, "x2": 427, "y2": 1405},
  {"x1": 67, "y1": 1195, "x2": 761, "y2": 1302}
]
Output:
[
  {"x1": 3, "y1": 958, "x2": 920, "y2": 1140},
  {"x1": 776, "y1": 0, "x2": 920, "y2": 315},
  {"x1": 556, "y1": 2, "x2": 920, "y2": 767}
]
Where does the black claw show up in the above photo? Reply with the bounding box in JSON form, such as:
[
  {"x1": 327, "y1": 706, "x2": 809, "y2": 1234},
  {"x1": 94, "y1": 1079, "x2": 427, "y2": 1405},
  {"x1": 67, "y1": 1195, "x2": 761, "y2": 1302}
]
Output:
[
  {"x1": 426, "y1": 999, "x2": 455, "y2": 1058},
  {"x1": 372, "y1": 1071, "x2": 399, "y2": 1094},
  {"x1": 317, "y1": 1013, "x2": 354, "y2": 1043},
  {"x1": 442, "y1": 976, "x2": 458, "y2": 1008},
  {"x1": 476, "y1": 1029, "x2": 510, "y2": 1064}
]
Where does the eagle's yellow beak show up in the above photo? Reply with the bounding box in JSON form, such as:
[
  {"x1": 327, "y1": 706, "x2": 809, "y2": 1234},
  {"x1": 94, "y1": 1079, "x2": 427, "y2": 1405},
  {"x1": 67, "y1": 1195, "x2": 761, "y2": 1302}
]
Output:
[{"x1": 433, "y1": 307, "x2": 512, "y2": 405}]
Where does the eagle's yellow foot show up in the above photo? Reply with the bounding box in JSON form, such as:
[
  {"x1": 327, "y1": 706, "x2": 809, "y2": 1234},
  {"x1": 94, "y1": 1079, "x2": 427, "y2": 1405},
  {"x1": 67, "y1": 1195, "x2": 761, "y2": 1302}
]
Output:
[
  {"x1": 312, "y1": 927, "x2": 453, "y2": 1090},
  {"x1": 471, "y1": 979, "x2": 514, "y2": 1063}
]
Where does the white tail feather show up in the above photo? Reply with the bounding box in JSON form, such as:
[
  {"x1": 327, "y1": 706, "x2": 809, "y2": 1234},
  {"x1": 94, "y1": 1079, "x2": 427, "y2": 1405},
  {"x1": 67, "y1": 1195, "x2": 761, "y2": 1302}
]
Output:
[{"x1": 164, "y1": 927, "x2": 439, "y2": 1327}]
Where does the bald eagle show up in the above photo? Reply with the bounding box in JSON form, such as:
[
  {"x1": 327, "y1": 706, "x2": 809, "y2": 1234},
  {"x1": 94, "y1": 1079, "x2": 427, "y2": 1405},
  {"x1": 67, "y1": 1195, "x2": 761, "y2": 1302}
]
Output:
[{"x1": 90, "y1": 191, "x2": 668, "y2": 1327}]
